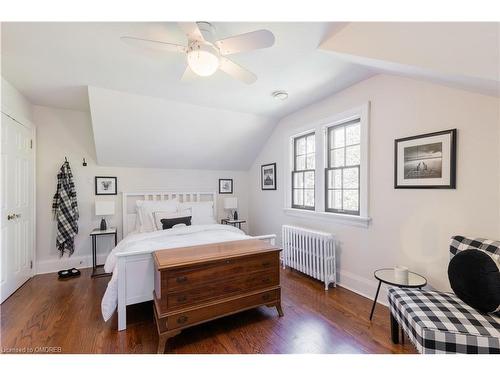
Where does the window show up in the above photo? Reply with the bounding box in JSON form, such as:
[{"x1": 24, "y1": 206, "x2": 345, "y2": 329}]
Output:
[
  {"x1": 292, "y1": 132, "x2": 315, "y2": 210},
  {"x1": 326, "y1": 118, "x2": 361, "y2": 215}
]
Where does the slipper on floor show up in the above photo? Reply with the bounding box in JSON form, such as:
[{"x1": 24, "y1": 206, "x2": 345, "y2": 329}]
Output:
[
  {"x1": 58, "y1": 269, "x2": 72, "y2": 279},
  {"x1": 69, "y1": 268, "x2": 81, "y2": 277}
]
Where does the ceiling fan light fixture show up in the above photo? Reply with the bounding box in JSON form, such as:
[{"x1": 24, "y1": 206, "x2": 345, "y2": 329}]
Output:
[{"x1": 187, "y1": 43, "x2": 220, "y2": 77}]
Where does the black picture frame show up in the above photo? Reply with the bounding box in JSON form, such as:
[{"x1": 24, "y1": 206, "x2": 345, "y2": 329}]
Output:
[
  {"x1": 394, "y1": 129, "x2": 457, "y2": 189},
  {"x1": 95, "y1": 176, "x2": 118, "y2": 195},
  {"x1": 261, "y1": 163, "x2": 277, "y2": 190},
  {"x1": 218, "y1": 179, "x2": 233, "y2": 194}
]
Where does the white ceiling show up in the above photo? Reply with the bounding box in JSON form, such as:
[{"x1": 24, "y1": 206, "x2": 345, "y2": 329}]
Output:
[
  {"x1": 320, "y1": 22, "x2": 500, "y2": 97},
  {"x1": 0, "y1": 22, "x2": 375, "y2": 118}
]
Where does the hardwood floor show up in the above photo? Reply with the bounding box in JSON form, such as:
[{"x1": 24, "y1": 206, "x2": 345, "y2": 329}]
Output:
[{"x1": 0, "y1": 267, "x2": 416, "y2": 354}]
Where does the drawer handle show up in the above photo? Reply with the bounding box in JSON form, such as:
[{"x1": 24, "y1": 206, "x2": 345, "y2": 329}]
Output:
[
  {"x1": 176, "y1": 276, "x2": 188, "y2": 283},
  {"x1": 262, "y1": 261, "x2": 271, "y2": 267},
  {"x1": 176, "y1": 295, "x2": 187, "y2": 303},
  {"x1": 177, "y1": 315, "x2": 188, "y2": 324},
  {"x1": 262, "y1": 277, "x2": 271, "y2": 283},
  {"x1": 262, "y1": 294, "x2": 271, "y2": 301}
]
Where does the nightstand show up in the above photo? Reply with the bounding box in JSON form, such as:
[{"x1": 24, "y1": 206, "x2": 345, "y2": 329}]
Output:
[
  {"x1": 220, "y1": 219, "x2": 246, "y2": 230},
  {"x1": 90, "y1": 227, "x2": 117, "y2": 278}
]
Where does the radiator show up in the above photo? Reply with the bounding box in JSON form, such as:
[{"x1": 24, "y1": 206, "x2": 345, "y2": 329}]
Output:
[{"x1": 281, "y1": 225, "x2": 336, "y2": 290}]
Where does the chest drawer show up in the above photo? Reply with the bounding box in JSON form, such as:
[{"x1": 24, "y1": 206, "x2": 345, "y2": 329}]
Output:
[
  {"x1": 165, "y1": 288, "x2": 280, "y2": 331},
  {"x1": 166, "y1": 270, "x2": 278, "y2": 310},
  {"x1": 164, "y1": 252, "x2": 279, "y2": 292}
]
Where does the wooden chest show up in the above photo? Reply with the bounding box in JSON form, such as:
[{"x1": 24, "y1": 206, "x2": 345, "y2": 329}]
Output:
[{"x1": 152, "y1": 239, "x2": 283, "y2": 353}]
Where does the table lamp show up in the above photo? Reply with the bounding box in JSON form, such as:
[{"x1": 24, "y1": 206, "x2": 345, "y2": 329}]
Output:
[
  {"x1": 95, "y1": 200, "x2": 115, "y2": 230},
  {"x1": 223, "y1": 197, "x2": 238, "y2": 220}
]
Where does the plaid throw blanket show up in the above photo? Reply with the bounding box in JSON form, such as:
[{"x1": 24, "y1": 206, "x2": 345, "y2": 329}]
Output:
[{"x1": 52, "y1": 161, "x2": 79, "y2": 255}]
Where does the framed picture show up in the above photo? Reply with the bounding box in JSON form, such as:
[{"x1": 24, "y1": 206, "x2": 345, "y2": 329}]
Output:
[
  {"x1": 261, "y1": 163, "x2": 277, "y2": 190},
  {"x1": 219, "y1": 179, "x2": 233, "y2": 194},
  {"x1": 95, "y1": 176, "x2": 117, "y2": 195},
  {"x1": 395, "y1": 129, "x2": 457, "y2": 189}
]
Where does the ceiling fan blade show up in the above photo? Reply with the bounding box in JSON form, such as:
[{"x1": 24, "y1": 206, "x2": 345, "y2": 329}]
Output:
[
  {"x1": 215, "y1": 30, "x2": 275, "y2": 55},
  {"x1": 219, "y1": 57, "x2": 257, "y2": 84},
  {"x1": 120, "y1": 36, "x2": 186, "y2": 53},
  {"x1": 180, "y1": 66, "x2": 197, "y2": 82},
  {"x1": 178, "y1": 22, "x2": 205, "y2": 42}
]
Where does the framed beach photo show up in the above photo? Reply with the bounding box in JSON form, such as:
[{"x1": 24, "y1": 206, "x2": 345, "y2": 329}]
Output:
[
  {"x1": 95, "y1": 176, "x2": 117, "y2": 195},
  {"x1": 219, "y1": 179, "x2": 233, "y2": 194},
  {"x1": 394, "y1": 129, "x2": 457, "y2": 189},
  {"x1": 261, "y1": 163, "x2": 277, "y2": 190}
]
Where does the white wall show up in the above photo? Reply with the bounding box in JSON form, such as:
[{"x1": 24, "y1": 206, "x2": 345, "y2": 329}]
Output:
[
  {"x1": 248, "y1": 74, "x2": 500, "y2": 304},
  {"x1": 1, "y1": 77, "x2": 34, "y2": 125},
  {"x1": 34, "y1": 105, "x2": 250, "y2": 274}
]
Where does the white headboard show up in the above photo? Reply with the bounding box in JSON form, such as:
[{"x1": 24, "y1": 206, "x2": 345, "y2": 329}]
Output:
[{"x1": 121, "y1": 191, "x2": 217, "y2": 238}]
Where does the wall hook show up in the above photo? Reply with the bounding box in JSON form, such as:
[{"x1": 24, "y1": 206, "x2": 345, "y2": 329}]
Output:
[
  {"x1": 65, "y1": 156, "x2": 68, "y2": 162},
  {"x1": 82, "y1": 157, "x2": 87, "y2": 167}
]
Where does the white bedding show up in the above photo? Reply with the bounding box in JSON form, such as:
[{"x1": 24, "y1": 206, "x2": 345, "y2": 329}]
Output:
[{"x1": 101, "y1": 224, "x2": 250, "y2": 321}]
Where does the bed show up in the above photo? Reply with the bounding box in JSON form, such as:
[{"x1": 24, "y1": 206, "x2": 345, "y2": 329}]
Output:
[{"x1": 100, "y1": 191, "x2": 276, "y2": 331}]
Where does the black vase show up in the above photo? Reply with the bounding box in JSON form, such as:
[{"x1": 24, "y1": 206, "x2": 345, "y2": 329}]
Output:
[
  {"x1": 233, "y1": 211, "x2": 238, "y2": 220},
  {"x1": 100, "y1": 218, "x2": 107, "y2": 231}
]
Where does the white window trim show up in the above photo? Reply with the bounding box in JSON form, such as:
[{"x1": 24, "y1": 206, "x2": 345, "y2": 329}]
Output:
[{"x1": 283, "y1": 102, "x2": 371, "y2": 227}]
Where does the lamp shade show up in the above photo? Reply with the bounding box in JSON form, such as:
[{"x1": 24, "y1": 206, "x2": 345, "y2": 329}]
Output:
[
  {"x1": 95, "y1": 200, "x2": 115, "y2": 216},
  {"x1": 224, "y1": 197, "x2": 237, "y2": 210}
]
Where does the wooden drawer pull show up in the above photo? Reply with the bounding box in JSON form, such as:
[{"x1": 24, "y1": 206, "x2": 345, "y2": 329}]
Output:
[
  {"x1": 177, "y1": 315, "x2": 188, "y2": 324},
  {"x1": 262, "y1": 277, "x2": 271, "y2": 283},
  {"x1": 262, "y1": 261, "x2": 271, "y2": 267},
  {"x1": 176, "y1": 276, "x2": 188, "y2": 283},
  {"x1": 176, "y1": 295, "x2": 187, "y2": 303},
  {"x1": 262, "y1": 294, "x2": 271, "y2": 301}
]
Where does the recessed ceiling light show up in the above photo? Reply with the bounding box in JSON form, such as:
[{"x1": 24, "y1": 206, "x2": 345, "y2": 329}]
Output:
[{"x1": 272, "y1": 91, "x2": 288, "y2": 101}]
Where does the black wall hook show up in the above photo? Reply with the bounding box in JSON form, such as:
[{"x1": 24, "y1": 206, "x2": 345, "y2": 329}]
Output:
[{"x1": 82, "y1": 158, "x2": 87, "y2": 167}]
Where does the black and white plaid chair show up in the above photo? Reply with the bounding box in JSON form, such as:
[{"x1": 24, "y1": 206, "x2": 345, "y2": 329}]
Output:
[{"x1": 388, "y1": 236, "x2": 500, "y2": 354}]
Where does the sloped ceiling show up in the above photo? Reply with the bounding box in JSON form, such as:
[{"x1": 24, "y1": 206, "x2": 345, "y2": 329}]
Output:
[
  {"x1": 1, "y1": 22, "x2": 376, "y2": 170},
  {"x1": 320, "y1": 22, "x2": 500, "y2": 97},
  {"x1": 88, "y1": 86, "x2": 276, "y2": 170}
]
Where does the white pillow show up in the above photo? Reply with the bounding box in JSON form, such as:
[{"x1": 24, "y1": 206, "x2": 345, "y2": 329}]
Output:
[
  {"x1": 153, "y1": 211, "x2": 192, "y2": 231},
  {"x1": 172, "y1": 223, "x2": 187, "y2": 229},
  {"x1": 180, "y1": 201, "x2": 216, "y2": 225},
  {"x1": 136, "y1": 199, "x2": 179, "y2": 232}
]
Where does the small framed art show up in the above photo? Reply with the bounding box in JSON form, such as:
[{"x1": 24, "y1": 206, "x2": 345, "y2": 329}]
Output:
[
  {"x1": 95, "y1": 176, "x2": 118, "y2": 195},
  {"x1": 394, "y1": 129, "x2": 457, "y2": 189},
  {"x1": 261, "y1": 163, "x2": 277, "y2": 190},
  {"x1": 219, "y1": 179, "x2": 233, "y2": 194}
]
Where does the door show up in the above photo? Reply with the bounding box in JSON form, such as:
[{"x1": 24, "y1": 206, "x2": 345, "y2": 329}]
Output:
[{"x1": 1, "y1": 112, "x2": 34, "y2": 303}]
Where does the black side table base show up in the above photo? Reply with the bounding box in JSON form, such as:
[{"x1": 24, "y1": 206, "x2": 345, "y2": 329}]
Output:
[
  {"x1": 90, "y1": 229, "x2": 117, "y2": 279},
  {"x1": 91, "y1": 265, "x2": 112, "y2": 278},
  {"x1": 369, "y1": 280, "x2": 382, "y2": 321}
]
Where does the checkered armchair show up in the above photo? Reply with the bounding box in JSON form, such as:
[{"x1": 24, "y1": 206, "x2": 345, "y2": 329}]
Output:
[{"x1": 388, "y1": 236, "x2": 500, "y2": 354}]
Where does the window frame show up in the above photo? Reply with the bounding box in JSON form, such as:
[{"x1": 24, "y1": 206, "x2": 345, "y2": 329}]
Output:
[
  {"x1": 325, "y1": 118, "x2": 362, "y2": 216},
  {"x1": 284, "y1": 103, "x2": 370, "y2": 227},
  {"x1": 291, "y1": 131, "x2": 315, "y2": 210}
]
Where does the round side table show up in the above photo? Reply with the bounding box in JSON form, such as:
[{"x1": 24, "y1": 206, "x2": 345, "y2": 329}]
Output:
[{"x1": 369, "y1": 268, "x2": 427, "y2": 321}]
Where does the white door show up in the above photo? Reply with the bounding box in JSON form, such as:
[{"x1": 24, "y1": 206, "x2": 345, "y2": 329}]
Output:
[{"x1": 1, "y1": 112, "x2": 34, "y2": 303}]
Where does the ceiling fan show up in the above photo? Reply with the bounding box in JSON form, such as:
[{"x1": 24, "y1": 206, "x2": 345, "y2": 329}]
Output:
[{"x1": 121, "y1": 22, "x2": 275, "y2": 84}]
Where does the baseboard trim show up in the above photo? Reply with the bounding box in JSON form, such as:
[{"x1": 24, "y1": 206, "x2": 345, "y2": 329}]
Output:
[
  {"x1": 336, "y1": 269, "x2": 389, "y2": 307},
  {"x1": 36, "y1": 254, "x2": 108, "y2": 275}
]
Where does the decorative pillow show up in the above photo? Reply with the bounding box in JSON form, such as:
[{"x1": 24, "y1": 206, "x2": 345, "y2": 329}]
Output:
[
  {"x1": 160, "y1": 216, "x2": 192, "y2": 230},
  {"x1": 180, "y1": 201, "x2": 216, "y2": 225},
  {"x1": 136, "y1": 199, "x2": 179, "y2": 232},
  {"x1": 153, "y1": 211, "x2": 191, "y2": 231},
  {"x1": 448, "y1": 249, "x2": 500, "y2": 313}
]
